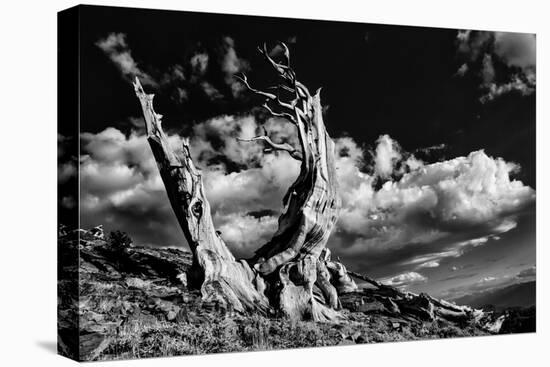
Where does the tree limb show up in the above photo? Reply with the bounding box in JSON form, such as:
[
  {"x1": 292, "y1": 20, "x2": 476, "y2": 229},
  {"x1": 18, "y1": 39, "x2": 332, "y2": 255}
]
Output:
[
  {"x1": 258, "y1": 42, "x2": 292, "y2": 79},
  {"x1": 262, "y1": 103, "x2": 296, "y2": 124},
  {"x1": 347, "y1": 270, "x2": 384, "y2": 289},
  {"x1": 235, "y1": 73, "x2": 296, "y2": 112},
  {"x1": 133, "y1": 77, "x2": 270, "y2": 314},
  {"x1": 238, "y1": 128, "x2": 302, "y2": 161}
]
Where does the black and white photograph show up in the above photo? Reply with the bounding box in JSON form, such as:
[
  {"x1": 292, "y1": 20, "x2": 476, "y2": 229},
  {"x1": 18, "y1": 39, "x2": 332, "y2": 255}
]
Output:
[{"x1": 56, "y1": 3, "x2": 537, "y2": 363}]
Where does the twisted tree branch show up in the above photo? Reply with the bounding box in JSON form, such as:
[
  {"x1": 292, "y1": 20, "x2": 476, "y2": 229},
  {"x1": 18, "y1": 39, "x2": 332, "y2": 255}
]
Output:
[
  {"x1": 237, "y1": 127, "x2": 302, "y2": 161},
  {"x1": 262, "y1": 103, "x2": 297, "y2": 124}
]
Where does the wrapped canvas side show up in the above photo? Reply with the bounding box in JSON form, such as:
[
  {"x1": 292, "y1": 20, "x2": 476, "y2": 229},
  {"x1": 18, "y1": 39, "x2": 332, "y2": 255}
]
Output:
[{"x1": 57, "y1": 6, "x2": 80, "y2": 361}]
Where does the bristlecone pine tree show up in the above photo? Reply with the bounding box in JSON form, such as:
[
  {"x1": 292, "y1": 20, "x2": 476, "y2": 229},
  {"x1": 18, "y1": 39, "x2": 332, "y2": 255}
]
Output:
[{"x1": 133, "y1": 42, "x2": 485, "y2": 324}]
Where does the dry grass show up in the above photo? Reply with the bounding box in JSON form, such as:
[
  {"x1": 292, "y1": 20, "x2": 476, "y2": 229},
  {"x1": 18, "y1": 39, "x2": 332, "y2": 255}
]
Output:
[
  {"x1": 67, "y1": 236, "x2": 487, "y2": 361},
  {"x1": 94, "y1": 311, "x2": 485, "y2": 361}
]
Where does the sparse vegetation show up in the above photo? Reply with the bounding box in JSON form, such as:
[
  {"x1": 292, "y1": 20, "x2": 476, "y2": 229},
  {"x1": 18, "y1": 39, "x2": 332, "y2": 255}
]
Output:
[
  {"x1": 98, "y1": 312, "x2": 490, "y2": 361},
  {"x1": 108, "y1": 230, "x2": 133, "y2": 248},
  {"x1": 58, "y1": 228, "x2": 493, "y2": 361}
]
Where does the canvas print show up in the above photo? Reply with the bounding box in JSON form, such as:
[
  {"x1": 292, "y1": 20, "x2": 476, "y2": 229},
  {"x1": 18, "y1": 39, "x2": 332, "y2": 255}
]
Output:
[{"x1": 57, "y1": 5, "x2": 536, "y2": 362}]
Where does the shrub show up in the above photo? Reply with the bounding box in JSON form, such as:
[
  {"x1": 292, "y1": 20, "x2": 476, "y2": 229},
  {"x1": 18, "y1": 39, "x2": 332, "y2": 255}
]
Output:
[{"x1": 108, "y1": 230, "x2": 133, "y2": 249}]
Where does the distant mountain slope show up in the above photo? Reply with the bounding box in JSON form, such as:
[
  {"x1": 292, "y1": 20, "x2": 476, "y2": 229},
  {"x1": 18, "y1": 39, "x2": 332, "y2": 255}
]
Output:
[{"x1": 452, "y1": 281, "x2": 536, "y2": 310}]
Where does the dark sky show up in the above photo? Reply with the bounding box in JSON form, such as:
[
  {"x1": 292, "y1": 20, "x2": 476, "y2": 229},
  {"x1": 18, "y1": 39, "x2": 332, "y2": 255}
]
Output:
[
  {"x1": 63, "y1": 5, "x2": 536, "y2": 299},
  {"x1": 79, "y1": 5, "x2": 535, "y2": 187}
]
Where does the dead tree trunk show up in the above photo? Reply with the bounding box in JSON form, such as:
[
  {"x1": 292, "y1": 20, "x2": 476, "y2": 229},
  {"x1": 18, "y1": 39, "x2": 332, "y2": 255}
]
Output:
[
  {"x1": 134, "y1": 80, "x2": 270, "y2": 315},
  {"x1": 134, "y1": 43, "x2": 356, "y2": 321},
  {"x1": 236, "y1": 43, "x2": 357, "y2": 320}
]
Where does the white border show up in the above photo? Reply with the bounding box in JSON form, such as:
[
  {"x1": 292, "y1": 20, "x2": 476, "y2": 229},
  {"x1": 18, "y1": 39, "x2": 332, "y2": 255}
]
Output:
[{"x1": 0, "y1": 0, "x2": 546, "y2": 366}]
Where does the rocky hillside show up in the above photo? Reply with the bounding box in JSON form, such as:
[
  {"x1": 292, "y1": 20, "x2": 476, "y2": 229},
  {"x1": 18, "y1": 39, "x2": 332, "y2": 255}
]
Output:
[{"x1": 59, "y1": 226, "x2": 511, "y2": 361}]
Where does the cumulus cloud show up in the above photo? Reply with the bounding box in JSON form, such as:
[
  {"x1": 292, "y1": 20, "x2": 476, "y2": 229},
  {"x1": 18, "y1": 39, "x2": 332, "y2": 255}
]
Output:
[
  {"x1": 58, "y1": 161, "x2": 76, "y2": 184},
  {"x1": 216, "y1": 213, "x2": 278, "y2": 253},
  {"x1": 455, "y1": 30, "x2": 536, "y2": 102},
  {"x1": 96, "y1": 33, "x2": 158, "y2": 87},
  {"x1": 373, "y1": 134, "x2": 402, "y2": 178},
  {"x1": 494, "y1": 32, "x2": 536, "y2": 69},
  {"x1": 333, "y1": 134, "x2": 534, "y2": 277},
  {"x1": 338, "y1": 136, "x2": 533, "y2": 238},
  {"x1": 190, "y1": 53, "x2": 209, "y2": 77},
  {"x1": 480, "y1": 72, "x2": 536, "y2": 103},
  {"x1": 78, "y1": 127, "x2": 182, "y2": 246},
  {"x1": 58, "y1": 134, "x2": 78, "y2": 215},
  {"x1": 79, "y1": 116, "x2": 299, "y2": 256},
  {"x1": 79, "y1": 123, "x2": 535, "y2": 275},
  {"x1": 217, "y1": 36, "x2": 250, "y2": 98}
]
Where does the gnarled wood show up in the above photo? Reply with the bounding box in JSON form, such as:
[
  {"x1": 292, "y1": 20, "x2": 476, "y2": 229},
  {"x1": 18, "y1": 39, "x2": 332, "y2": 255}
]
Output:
[
  {"x1": 237, "y1": 126, "x2": 302, "y2": 161},
  {"x1": 134, "y1": 79, "x2": 269, "y2": 315},
  {"x1": 238, "y1": 43, "x2": 356, "y2": 321},
  {"x1": 133, "y1": 43, "x2": 358, "y2": 321}
]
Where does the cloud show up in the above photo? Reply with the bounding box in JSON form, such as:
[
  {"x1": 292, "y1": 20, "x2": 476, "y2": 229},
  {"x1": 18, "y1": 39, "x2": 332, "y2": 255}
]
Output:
[
  {"x1": 516, "y1": 266, "x2": 536, "y2": 279},
  {"x1": 440, "y1": 272, "x2": 478, "y2": 282},
  {"x1": 456, "y1": 30, "x2": 492, "y2": 62},
  {"x1": 455, "y1": 63, "x2": 468, "y2": 76},
  {"x1": 481, "y1": 53, "x2": 495, "y2": 84},
  {"x1": 78, "y1": 127, "x2": 182, "y2": 246},
  {"x1": 79, "y1": 116, "x2": 300, "y2": 256},
  {"x1": 199, "y1": 81, "x2": 224, "y2": 101},
  {"x1": 58, "y1": 162, "x2": 76, "y2": 184},
  {"x1": 373, "y1": 134, "x2": 402, "y2": 178},
  {"x1": 455, "y1": 30, "x2": 536, "y2": 102},
  {"x1": 186, "y1": 52, "x2": 226, "y2": 101},
  {"x1": 443, "y1": 264, "x2": 535, "y2": 300},
  {"x1": 478, "y1": 276, "x2": 498, "y2": 284},
  {"x1": 380, "y1": 271, "x2": 427, "y2": 289},
  {"x1": 417, "y1": 260, "x2": 440, "y2": 269},
  {"x1": 480, "y1": 72, "x2": 536, "y2": 103},
  {"x1": 79, "y1": 124, "x2": 535, "y2": 276},
  {"x1": 96, "y1": 33, "x2": 158, "y2": 87},
  {"x1": 332, "y1": 134, "x2": 534, "y2": 278},
  {"x1": 190, "y1": 53, "x2": 209, "y2": 77},
  {"x1": 400, "y1": 235, "x2": 501, "y2": 272},
  {"x1": 337, "y1": 135, "x2": 533, "y2": 239},
  {"x1": 216, "y1": 213, "x2": 278, "y2": 253},
  {"x1": 494, "y1": 32, "x2": 536, "y2": 69},
  {"x1": 97, "y1": 34, "x2": 251, "y2": 105},
  {"x1": 58, "y1": 134, "x2": 78, "y2": 215},
  {"x1": 217, "y1": 36, "x2": 250, "y2": 98},
  {"x1": 442, "y1": 273, "x2": 515, "y2": 299},
  {"x1": 171, "y1": 36, "x2": 250, "y2": 101}
]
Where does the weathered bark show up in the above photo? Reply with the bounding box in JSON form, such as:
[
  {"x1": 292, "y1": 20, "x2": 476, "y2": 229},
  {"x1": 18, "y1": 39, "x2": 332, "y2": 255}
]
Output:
[
  {"x1": 133, "y1": 43, "x2": 358, "y2": 321},
  {"x1": 134, "y1": 79, "x2": 269, "y2": 315},
  {"x1": 236, "y1": 43, "x2": 357, "y2": 320}
]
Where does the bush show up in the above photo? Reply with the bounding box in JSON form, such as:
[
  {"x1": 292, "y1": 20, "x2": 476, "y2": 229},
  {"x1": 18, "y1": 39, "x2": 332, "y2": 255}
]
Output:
[{"x1": 109, "y1": 230, "x2": 133, "y2": 249}]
